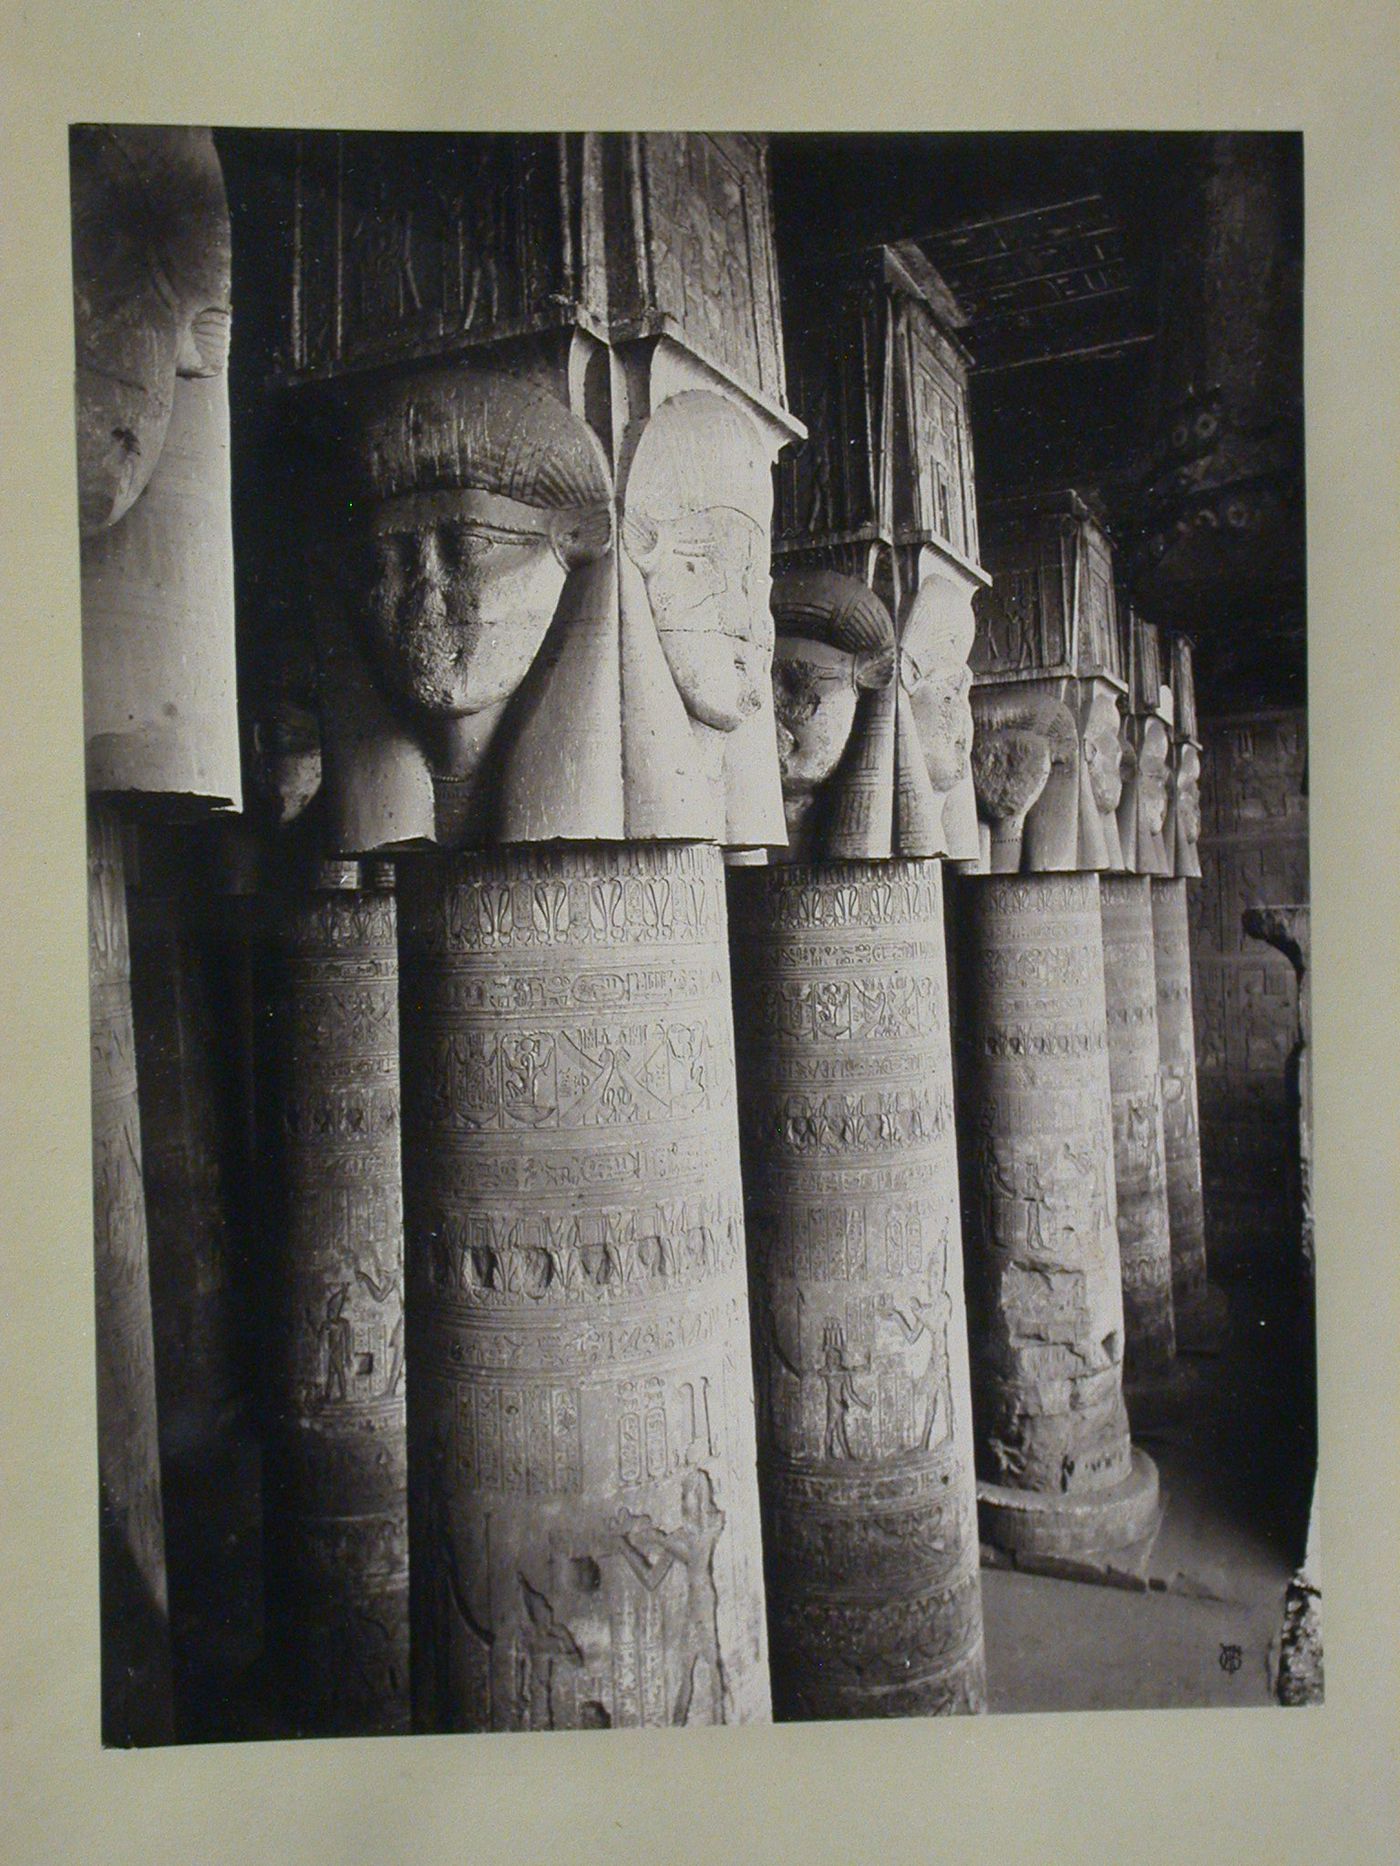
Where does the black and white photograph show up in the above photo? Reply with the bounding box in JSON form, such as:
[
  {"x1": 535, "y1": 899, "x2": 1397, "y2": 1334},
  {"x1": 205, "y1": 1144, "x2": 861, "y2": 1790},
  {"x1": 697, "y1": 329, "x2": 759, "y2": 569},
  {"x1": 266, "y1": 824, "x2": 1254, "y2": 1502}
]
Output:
[
  {"x1": 70, "y1": 124, "x2": 1318, "y2": 1743},
  {"x1": 2, "y1": 5, "x2": 1396, "y2": 1863}
]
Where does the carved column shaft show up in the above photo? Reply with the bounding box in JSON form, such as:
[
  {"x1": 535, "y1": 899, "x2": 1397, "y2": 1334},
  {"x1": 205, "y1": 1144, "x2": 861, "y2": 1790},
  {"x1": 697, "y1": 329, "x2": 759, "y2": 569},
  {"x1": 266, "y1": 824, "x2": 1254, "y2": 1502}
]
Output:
[
  {"x1": 265, "y1": 864, "x2": 409, "y2": 1735},
  {"x1": 127, "y1": 842, "x2": 263, "y2": 1733},
  {"x1": 398, "y1": 843, "x2": 770, "y2": 1733},
  {"x1": 88, "y1": 805, "x2": 174, "y2": 1745},
  {"x1": 730, "y1": 860, "x2": 985, "y2": 1718},
  {"x1": 1150, "y1": 877, "x2": 1226, "y2": 1345},
  {"x1": 953, "y1": 873, "x2": 1159, "y2": 1557},
  {"x1": 1100, "y1": 875, "x2": 1176, "y2": 1381}
]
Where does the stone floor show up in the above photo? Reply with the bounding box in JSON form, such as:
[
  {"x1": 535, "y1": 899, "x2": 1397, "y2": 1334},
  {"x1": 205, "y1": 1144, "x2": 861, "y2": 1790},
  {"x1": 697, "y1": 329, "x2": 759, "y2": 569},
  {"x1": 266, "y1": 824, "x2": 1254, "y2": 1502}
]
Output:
[{"x1": 982, "y1": 1260, "x2": 1318, "y2": 1714}]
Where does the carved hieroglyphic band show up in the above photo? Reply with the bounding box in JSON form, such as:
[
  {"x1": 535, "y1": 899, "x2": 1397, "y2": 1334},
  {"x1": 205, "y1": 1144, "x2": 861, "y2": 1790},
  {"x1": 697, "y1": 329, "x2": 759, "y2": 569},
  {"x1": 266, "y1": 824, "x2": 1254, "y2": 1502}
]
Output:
[{"x1": 398, "y1": 842, "x2": 771, "y2": 1732}]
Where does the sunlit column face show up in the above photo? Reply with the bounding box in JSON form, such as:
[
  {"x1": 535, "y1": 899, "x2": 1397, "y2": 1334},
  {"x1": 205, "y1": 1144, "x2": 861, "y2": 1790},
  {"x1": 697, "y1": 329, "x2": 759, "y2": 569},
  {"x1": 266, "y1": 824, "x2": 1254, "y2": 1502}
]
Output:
[
  {"x1": 910, "y1": 663, "x2": 974, "y2": 794},
  {"x1": 1083, "y1": 693, "x2": 1126, "y2": 814}
]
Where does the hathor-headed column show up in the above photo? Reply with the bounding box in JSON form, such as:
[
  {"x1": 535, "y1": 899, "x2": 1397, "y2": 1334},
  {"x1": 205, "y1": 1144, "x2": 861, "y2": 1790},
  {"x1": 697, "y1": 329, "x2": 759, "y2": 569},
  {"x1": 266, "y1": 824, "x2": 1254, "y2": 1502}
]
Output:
[
  {"x1": 730, "y1": 244, "x2": 986, "y2": 1721},
  {"x1": 958, "y1": 490, "x2": 1159, "y2": 1561},
  {"x1": 1101, "y1": 613, "x2": 1177, "y2": 1393},
  {"x1": 265, "y1": 132, "x2": 801, "y2": 1730},
  {"x1": 264, "y1": 858, "x2": 409, "y2": 1735},
  {"x1": 71, "y1": 126, "x2": 244, "y2": 1743},
  {"x1": 1153, "y1": 632, "x2": 1230, "y2": 1348}
]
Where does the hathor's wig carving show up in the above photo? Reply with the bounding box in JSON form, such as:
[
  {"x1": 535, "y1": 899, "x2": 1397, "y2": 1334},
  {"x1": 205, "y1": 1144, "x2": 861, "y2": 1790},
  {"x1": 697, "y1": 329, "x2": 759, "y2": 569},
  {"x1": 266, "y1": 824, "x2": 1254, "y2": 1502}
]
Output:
[{"x1": 351, "y1": 368, "x2": 614, "y2": 562}]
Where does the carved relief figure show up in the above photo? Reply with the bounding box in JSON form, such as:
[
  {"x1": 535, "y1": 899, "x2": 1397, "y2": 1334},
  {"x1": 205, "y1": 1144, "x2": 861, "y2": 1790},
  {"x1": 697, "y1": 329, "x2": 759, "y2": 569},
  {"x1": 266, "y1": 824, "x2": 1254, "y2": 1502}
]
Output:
[
  {"x1": 615, "y1": 1468, "x2": 729, "y2": 1725},
  {"x1": 1118, "y1": 717, "x2": 1172, "y2": 873},
  {"x1": 819, "y1": 1321, "x2": 874, "y2": 1460},
  {"x1": 1169, "y1": 741, "x2": 1204, "y2": 878},
  {"x1": 356, "y1": 1266, "x2": 405, "y2": 1397}
]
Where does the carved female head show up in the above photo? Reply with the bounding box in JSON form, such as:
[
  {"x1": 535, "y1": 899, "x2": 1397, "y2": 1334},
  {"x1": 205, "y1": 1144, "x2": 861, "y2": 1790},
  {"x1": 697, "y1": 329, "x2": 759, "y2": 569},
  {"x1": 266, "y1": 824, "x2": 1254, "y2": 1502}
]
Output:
[
  {"x1": 623, "y1": 392, "x2": 774, "y2": 732},
  {"x1": 1137, "y1": 718, "x2": 1172, "y2": 836},
  {"x1": 1082, "y1": 689, "x2": 1127, "y2": 814},
  {"x1": 71, "y1": 126, "x2": 232, "y2": 535},
  {"x1": 1174, "y1": 742, "x2": 1202, "y2": 849},
  {"x1": 899, "y1": 574, "x2": 977, "y2": 793},
  {"x1": 350, "y1": 371, "x2": 613, "y2": 719},
  {"x1": 768, "y1": 573, "x2": 896, "y2": 800}
]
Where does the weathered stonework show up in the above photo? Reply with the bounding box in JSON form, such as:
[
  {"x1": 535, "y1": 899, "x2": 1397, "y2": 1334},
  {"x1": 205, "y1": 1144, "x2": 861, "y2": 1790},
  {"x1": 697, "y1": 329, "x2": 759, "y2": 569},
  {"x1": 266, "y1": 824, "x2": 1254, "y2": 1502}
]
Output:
[
  {"x1": 265, "y1": 863, "x2": 409, "y2": 1735},
  {"x1": 952, "y1": 872, "x2": 1158, "y2": 1557},
  {"x1": 1150, "y1": 878, "x2": 1227, "y2": 1347},
  {"x1": 71, "y1": 127, "x2": 241, "y2": 811},
  {"x1": 728, "y1": 860, "x2": 985, "y2": 1718},
  {"x1": 1100, "y1": 876, "x2": 1175, "y2": 1380},
  {"x1": 1243, "y1": 903, "x2": 1312, "y2": 1274},
  {"x1": 88, "y1": 806, "x2": 174, "y2": 1745},
  {"x1": 398, "y1": 842, "x2": 770, "y2": 1731}
]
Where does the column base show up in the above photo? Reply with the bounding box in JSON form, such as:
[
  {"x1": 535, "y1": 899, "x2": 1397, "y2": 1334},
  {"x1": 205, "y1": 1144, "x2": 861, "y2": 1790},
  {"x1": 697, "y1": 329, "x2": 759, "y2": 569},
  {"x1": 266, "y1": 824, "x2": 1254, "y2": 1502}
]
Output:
[
  {"x1": 1174, "y1": 1282, "x2": 1230, "y2": 1353},
  {"x1": 977, "y1": 1448, "x2": 1161, "y2": 1562}
]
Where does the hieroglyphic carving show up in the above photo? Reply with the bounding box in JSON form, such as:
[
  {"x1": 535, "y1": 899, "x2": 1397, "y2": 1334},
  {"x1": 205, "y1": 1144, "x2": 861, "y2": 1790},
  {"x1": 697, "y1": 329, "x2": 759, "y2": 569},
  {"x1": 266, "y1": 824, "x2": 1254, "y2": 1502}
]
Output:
[
  {"x1": 729, "y1": 862, "x2": 984, "y2": 1718},
  {"x1": 71, "y1": 126, "x2": 241, "y2": 809},
  {"x1": 321, "y1": 370, "x2": 786, "y2": 852},
  {"x1": 265, "y1": 866, "x2": 409, "y2": 1734},
  {"x1": 399, "y1": 843, "x2": 769, "y2": 1731},
  {"x1": 953, "y1": 872, "x2": 1157, "y2": 1554},
  {"x1": 1100, "y1": 877, "x2": 1176, "y2": 1379},
  {"x1": 88, "y1": 805, "x2": 173, "y2": 1745}
]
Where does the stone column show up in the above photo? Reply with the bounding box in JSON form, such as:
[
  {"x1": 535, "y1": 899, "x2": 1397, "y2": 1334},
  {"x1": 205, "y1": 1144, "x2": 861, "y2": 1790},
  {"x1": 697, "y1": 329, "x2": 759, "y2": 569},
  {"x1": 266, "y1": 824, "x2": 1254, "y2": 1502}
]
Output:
[
  {"x1": 72, "y1": 126, "x2": 243, "y2": 1746},
  {"x1": 399, "y1": 844, "x2": 769, "y2": 1731},
  {"x1": 730, "y1": 860, "x2": 984, "y2": 1718},
  {"x1": 258, "y1": 134, "x2": 802, "y2": 1732},
  {"x1": 264, "y1": 861, "x2": 410, "y2": 1736},
  {"x1": 953, "y1": 873, "x2": 1159, "y2": 1557},
  {"x1": 1151, "y1": 877, "x2": 1228, "y2": 1346},
  {"x1": 88, "y1": 806, "x2": 174, "y2": 1745},
  {"x1": 961, "y1": 491, "x2": 1158, "y2": 1559},
  {"x1": 1100, "y1": 875, "x2": 1175, "y2": 1383},
  {"x1": 126, "y1": 836, "x2": 263, "y2": 1736}
]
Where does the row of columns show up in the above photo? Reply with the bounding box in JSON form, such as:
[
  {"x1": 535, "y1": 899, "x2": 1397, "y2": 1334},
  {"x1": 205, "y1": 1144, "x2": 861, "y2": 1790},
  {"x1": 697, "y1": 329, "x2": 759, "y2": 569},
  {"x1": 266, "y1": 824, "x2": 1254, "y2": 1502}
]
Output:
[{"x1": 75, "y1": 129, "x2": 1224, "y2": 1740}]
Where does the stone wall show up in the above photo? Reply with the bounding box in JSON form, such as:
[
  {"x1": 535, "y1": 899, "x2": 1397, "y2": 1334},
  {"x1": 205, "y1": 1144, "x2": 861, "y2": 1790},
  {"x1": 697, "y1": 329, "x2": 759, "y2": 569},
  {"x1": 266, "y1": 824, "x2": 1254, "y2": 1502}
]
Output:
[{"x1": 1189, "y1": 708, "x2": 1308, "y2": 1265}]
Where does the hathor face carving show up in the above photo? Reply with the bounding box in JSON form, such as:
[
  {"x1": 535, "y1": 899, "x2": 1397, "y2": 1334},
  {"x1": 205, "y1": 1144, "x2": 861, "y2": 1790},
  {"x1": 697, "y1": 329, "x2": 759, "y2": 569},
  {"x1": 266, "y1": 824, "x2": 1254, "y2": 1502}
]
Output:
[
  {"x1": 624, "y1": 392, "x2": 774, "y2": 732},
  {"x1": 1083, "y1": 694, "x2": 1126, "y2": 814},
  {"x1": 1175, "y1": 745, "x2": 1202, "y2": 846},
  {"x1": 71, "y1": 126, "x2": 232, "y2": 535},
  {"x1": 1138, "y1": 722, "x2": 1172, "y2": 836},
  {"x1": 351, "y1": 372, "x2": 612, "y2": 721},
  {"x1": 901, "y1": 577, "x2": 977, "y2": 794},
  {"x1": 769, "y1": 573, "x2": 896, "y2": 808},
  {"x1": 771, "y1": 636, "x2": 862, "y2": 795}
]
